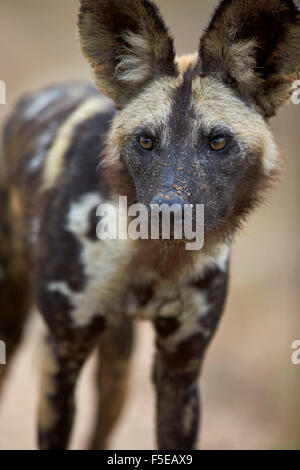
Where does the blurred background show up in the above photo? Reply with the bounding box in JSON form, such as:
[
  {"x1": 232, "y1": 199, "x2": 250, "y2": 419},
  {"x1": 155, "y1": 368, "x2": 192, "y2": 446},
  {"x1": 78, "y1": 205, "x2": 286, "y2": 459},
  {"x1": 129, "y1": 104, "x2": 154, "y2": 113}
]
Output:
[{"x1": 0, "y1": 0, "x2": 299, "y2": 450}]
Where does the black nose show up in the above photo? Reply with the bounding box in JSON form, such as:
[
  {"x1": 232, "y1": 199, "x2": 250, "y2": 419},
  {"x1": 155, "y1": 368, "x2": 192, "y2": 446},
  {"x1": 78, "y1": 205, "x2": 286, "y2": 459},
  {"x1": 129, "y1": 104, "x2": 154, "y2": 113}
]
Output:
[
  {"x1": 150, "y1": 193, "x2": 185, "y2": 229},
  {"x1": 151, "y1": 193, "x2": 185, "y2": 210}
]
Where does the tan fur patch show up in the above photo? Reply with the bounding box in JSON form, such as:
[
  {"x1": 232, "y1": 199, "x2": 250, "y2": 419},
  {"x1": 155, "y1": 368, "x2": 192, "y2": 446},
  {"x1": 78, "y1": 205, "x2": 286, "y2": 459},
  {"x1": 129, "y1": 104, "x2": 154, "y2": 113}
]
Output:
[
  {"x1": 10, "y1": 187, "x2": 23, "y2": 219},
  {"x1": 175, "y1": 53, "x2": 198, "y2": 76}
]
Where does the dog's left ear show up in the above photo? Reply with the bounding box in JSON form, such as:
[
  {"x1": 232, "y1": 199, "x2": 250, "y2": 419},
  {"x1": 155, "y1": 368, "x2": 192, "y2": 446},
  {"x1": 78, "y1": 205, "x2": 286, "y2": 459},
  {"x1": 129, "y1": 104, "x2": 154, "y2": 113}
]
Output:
[{"x1": 200, "y1": 0, "x2": 300, "y2": 118}]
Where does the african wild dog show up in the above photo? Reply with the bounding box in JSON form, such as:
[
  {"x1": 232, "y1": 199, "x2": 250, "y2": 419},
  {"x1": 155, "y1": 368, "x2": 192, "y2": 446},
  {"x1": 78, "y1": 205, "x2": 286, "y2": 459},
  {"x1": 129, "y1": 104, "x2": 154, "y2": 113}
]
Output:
[{"x1": 0, "y1": 0, "x2": 300, "y2": 450}]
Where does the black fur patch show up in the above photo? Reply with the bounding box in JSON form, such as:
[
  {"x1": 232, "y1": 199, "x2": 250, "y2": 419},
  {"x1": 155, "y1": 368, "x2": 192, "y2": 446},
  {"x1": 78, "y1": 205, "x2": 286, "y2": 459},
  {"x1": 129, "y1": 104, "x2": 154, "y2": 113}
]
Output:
[{"x1": 154, "y1": 316, "x2": 180, "y2": 338}]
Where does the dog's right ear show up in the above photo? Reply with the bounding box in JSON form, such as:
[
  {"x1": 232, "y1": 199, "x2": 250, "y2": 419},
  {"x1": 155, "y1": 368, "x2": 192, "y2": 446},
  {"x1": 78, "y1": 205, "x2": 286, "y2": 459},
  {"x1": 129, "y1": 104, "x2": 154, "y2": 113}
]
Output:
[{"x1": 79, "y1": 0, "x2": 177, "y2": 109}]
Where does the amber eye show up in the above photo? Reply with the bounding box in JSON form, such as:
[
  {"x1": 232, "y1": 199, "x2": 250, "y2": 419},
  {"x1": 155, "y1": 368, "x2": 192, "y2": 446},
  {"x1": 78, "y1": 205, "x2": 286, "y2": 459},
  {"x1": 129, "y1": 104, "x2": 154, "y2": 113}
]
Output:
[
  {"x1": 209, "y1": 136, "x2": 228, "y2": 152},
  {"x1": 137, "y1": 135, "x2": 154, "y2": 151}
]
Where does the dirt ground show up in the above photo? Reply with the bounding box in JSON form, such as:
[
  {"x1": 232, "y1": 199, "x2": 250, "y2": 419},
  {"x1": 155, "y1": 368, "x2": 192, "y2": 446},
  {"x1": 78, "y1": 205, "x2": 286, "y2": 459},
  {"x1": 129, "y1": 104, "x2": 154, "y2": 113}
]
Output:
[{"x1": 0, "y1": 0, "x2": 299, "y2": 450}]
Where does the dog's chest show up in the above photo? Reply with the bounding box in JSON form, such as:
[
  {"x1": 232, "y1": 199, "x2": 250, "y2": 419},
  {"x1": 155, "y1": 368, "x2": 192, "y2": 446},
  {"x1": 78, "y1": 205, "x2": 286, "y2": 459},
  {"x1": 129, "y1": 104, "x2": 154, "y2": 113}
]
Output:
[{"x1": 42, "y1": 188, "x2": 229, "y2": 331}]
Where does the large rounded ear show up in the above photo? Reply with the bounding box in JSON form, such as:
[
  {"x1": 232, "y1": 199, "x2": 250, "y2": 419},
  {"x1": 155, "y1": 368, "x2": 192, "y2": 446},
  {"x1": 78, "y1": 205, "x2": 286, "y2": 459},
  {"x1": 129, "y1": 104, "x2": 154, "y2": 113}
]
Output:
[
  {"x1": 79, "y1": 0, "x2": 177, "y2": 109},
  {"x1": 200, "y1": 0, "x2": 300, "y2": 118}
]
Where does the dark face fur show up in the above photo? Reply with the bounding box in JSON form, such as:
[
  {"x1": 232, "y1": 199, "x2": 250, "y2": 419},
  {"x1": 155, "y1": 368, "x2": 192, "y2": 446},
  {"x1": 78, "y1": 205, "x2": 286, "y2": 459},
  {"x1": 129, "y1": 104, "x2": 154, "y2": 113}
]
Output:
[{"x1": 79, "y1": 0, "x2": 300, "y2": 245}]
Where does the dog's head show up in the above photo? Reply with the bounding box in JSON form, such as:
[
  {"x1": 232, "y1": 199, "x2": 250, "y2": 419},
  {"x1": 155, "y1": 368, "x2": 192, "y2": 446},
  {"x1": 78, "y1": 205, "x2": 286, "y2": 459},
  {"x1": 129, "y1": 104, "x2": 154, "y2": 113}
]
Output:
[{"x1": 79, "y1": 0, "x2": 300, "y2": 244}]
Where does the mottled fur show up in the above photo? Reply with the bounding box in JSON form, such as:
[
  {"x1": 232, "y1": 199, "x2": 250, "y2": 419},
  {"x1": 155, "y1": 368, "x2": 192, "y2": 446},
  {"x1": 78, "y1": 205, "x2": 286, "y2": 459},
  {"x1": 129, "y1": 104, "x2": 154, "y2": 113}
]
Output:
[
  {"x1": 200, "y1": 0, "x2": 300, "y2": 117},
  {"x1": 0, "y1": 0, "x2": 299, "y2": 450},
  {"x1": 79, "y1": 0, "x2": 177, "y2": 108}
]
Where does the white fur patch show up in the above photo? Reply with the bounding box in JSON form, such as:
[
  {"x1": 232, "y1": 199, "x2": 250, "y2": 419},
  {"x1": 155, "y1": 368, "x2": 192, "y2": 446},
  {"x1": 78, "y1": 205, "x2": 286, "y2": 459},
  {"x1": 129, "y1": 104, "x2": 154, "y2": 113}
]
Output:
[
  {"x1": 182, "y1": 243, "x2": 231, "y2": 281},
  {"x1": 27, "y1": 132, "x2": 54, "y2": 173},
  {"x1": 115, "y1": 31, "x2": 152, "y2": 84},
  {"x1": 24, "y1": 89, "x2": 63, "y2": 120},
  {"x1": 262, "y1": 132, "x2": 280, "y2": 175},
  {"x1": 48, "y1": 281, "x2": 75, "y2": 301},
  {"x1": 229, "y1": 39, "x2": 258, "y2": 86},
  {"x1": 29, "y1": 217, "x2": 40, "y2": 245},
  {"x1": 67, "y1": 192, "x2": 102, "y2": 237},
  {"x1": 156, "y1": 286, "x2": 219, "y2": 352}
]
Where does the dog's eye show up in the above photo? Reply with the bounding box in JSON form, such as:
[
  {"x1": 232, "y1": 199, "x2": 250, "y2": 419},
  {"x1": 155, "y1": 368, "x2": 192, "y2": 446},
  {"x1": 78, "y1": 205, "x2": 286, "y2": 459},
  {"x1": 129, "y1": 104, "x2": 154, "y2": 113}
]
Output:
[
  {"x1": 137, "y1": 135, "x2": 154, "y2": 151},
  {"x1": 209, "y1": 136, "x2": 228, "y2": 152}
]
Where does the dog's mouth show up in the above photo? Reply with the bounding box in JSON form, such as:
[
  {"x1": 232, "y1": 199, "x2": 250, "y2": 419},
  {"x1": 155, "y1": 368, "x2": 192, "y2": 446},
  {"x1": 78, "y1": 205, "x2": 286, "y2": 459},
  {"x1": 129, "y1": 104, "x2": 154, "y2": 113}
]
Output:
[{"x1": 127, "y1": 206, "x2": 205, "y2": 250}]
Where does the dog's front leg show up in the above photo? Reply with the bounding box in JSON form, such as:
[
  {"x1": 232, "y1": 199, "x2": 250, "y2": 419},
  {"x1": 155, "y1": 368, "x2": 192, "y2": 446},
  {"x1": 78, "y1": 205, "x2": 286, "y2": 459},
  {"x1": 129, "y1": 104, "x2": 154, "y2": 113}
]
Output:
[
  {"x1": 152, "y1": 265, "x2": 229, "y2": 450},
  {"x1": 153, "y1": 331, "x2": 205, "y2": 450}
]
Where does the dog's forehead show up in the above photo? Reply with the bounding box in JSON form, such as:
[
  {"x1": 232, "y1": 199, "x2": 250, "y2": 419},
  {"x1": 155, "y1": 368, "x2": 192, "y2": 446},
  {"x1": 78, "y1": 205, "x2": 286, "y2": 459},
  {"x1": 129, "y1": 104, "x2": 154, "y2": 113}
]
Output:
[
  {"x1": 115, "y1": 60, "x2": 268, "y2": 147},
  {"x1": 109, "y1": 58, "x2": 278, "y2": 176}
]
